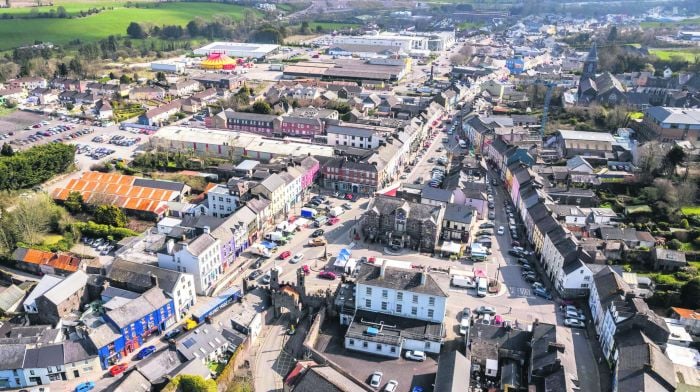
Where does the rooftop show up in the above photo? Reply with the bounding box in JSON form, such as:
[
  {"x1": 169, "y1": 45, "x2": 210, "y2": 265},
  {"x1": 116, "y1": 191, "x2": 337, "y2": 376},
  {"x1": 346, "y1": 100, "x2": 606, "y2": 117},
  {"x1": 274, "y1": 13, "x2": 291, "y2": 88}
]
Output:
[
  {"x1": 356, "y1": 263, "x2": 448, "y2": 297},
  {"x1": 346, "y1": 309, "x2": 443, "y2": 345},
  {"x1": 42, "y1": 270, "x2": 87, "y2": 305},
  {"x1": 557, "y1": 130, "x2": 616, "y2": 143}
]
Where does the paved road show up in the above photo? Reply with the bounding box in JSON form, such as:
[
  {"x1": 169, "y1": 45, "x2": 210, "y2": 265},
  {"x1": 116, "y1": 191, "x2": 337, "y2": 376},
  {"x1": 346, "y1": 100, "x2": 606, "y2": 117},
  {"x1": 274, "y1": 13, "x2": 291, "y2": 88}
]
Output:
[{"x1": 254, "y1": 318, "x2": 289, "y2": 392}]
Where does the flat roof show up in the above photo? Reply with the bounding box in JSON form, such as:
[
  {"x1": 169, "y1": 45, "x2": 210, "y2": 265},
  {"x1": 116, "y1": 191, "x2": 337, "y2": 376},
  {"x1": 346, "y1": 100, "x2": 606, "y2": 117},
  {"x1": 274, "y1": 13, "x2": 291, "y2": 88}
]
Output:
[
  {"x1": 557, "y1": 130, "x2": 616, "y2": 143},
  {"x1": 346, "y1": 309, "x2": 443, "y2": 345},
  {"x1": 194, "y1": 42, "x2": 279, "y2": 56}
]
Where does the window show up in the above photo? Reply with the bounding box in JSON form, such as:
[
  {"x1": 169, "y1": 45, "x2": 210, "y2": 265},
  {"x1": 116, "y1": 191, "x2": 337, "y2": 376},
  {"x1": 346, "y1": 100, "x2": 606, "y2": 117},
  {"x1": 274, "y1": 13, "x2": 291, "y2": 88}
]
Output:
[
  {"x1": 376, "y1": 344, "x2": 382, "y2": 351},
  {"x1": 428, "y1": 297, "x2": 435, "y2": 306},
  {"x1": 397, "y1": 292, "x2": 403, "y2": 301},
  {"x1": 424, "y1": 341, "x2": 431, "y2": 349},
  {"x1": 381, "y1": 302, "x2": 388, "y2": 310},
  {"x1": 396, "y1": 304, "x2": 402, "y2": 313},
  {"x1": 382, "y1": 289, "x2": 388, "y2": 298},
  {"x1": 428, "y1": 309, "x2": 434, "y2": 318},
  {"x1": 412, "y1": 295, "x2": 418, "y2": 304},
  {"x1": 581, "y1": 283, "x2": 589, "y2": 288},
  {"x1": 366, "y1": 287, "x2": 372, "y2": 295},
  {"x1": 411, "y1": 307, "x2": 417, "y2": 315},
  {"x1": 363, "y1": 341, "x2": 368, "y2": 348},
  {"x1": 349, "y1": 339, "x2": 355, "y2": 346},
  {"x1": 365, "y1": 299, "x2": 372, "y2": 308}
]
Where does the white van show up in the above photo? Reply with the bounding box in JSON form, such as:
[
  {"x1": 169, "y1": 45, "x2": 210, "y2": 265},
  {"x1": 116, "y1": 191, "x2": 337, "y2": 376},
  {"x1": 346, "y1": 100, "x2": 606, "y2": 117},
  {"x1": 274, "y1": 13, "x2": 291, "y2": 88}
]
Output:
[
  {"x1": 452, "y1": 275, "x2": 476, "y2": 289},
  {"x1": 477, "y1": 277, "x2": 488, "y2": 297}
]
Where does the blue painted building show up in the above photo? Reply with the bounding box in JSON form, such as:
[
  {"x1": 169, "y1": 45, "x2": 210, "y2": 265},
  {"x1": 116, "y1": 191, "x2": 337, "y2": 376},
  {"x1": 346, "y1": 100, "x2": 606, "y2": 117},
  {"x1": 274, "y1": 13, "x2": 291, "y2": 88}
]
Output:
[
  {"x1": 506, "y1": 56, "x2": 526, "y2": 75},
  {"x1": 90, "y1": 287, "x2": 176, "y2": 369}
]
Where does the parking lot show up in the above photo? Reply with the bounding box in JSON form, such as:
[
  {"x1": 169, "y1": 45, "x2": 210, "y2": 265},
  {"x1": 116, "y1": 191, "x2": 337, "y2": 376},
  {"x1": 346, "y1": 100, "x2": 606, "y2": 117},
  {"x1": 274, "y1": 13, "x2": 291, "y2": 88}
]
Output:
[{"x1": 315, "y1": 321, "x2": 438, "y2": 392}]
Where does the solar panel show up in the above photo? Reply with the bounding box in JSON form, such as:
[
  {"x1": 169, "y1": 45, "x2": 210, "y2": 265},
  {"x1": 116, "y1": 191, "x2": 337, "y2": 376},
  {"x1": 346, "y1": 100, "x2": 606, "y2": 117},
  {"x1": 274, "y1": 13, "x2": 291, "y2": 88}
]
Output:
[{"x1": 182, "y1": 337, "x2": 196, "y2": 349}]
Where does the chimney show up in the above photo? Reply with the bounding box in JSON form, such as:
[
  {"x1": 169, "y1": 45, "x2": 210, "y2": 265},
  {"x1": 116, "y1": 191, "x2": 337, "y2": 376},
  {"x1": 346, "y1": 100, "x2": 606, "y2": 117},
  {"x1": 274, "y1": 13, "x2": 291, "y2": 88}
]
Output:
[
  {"x1": 166, "y1": 238, "x2": 175, "y2": 254},
  {"x1": 420, "y1": 267, "x2": 427, "y2": 286},
  {"x1": 150, "y1": 273, "x2": 159, "y2": 288},
  {"x1": 380, "y1": 260, "x2": 388, "y2": 279},
  {"x1": 203, "y1": 226, "x2": 211, "y2": 234}
]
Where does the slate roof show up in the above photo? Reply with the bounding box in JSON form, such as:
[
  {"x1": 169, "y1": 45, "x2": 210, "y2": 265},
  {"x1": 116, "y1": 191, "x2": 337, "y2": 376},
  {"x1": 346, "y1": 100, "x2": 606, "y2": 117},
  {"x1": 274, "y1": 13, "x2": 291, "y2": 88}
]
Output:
[
  {"x1": 654, "y1": 248, "x2": 687, "y2": 263},
  {"x1": 421, "y1": 186, "x2": 453, "y2": 203},
  {"x1": 132, "y1": 178, "x2": 186, "y2": 193},
  {"x1": 183, "y1": 234, "x2": 217, "y2": 257},
  {"x1": 434, "y1": 350, "x2": 470, "y2": 392},
  {"x1": 42, "y1": 270, "x2": 87, "y2": 305},
  {"x1": 63, "y1": 339, "x2": 98, "y2": 363},
  {"x1": 23, "y1": 344, "x2": 64, "y2": 368},
  {"x1": 444, "y1": 204, "x2": 475, "y2": 224},
  {"x1": 369, "y1": 195, "x2": 442, "y2": 223},
  {"x1": 0, "y1": 344, "x2": 27, "y2": 369},
  {"x1": 592, "y1": 266, "x2": 629, "y2": 311},
  {"x1": 106, "y1": 288, "x2": 172, "y2": 329},
  {"x1": 326, "y1": 124, "x2": 377, "y2": 138},
  {"x1": 535, "y1": 214, "x2": 560, "y2": 235},
  {"x1": 108, "y1": 369, "x2": 151, "y2": 392},
  {"x1": 530, "y1": 322, "x2": 562, "y2": 371},
  {"x1": 176, "y1": 325, "x2": 228, "y2": 361},
  {"x1": 89, "y1": 322, "x2": 122, "y2": 349},
  {"x1": 259, "y1": 173, "x2": 286, "y2": 193},
  {"x1": 0, "y1": 285, "x2": 25, "y2": 312},
  {"x1": 616, "y1": 329, "x2": 676, "y2": 392},
  {"x1": 107, "y1": 259, "x2": 183, "y2": 294},
  {"x1": 356, "y1": 263, "x2": 448, "y2": 297}
]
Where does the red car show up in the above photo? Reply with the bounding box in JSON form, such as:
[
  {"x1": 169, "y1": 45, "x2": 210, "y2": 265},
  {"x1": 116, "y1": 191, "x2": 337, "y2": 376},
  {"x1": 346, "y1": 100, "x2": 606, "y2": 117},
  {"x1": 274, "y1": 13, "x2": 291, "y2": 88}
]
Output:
[
  {"x1": 318, "y1": 271, "x2": 337, "y2": 280},
  {"x1": 279, "y1": 250, "x2": 291, "y2": 260},
  {"x1": 345, "y1": 193, "x2": 354, "y2": 200},
  {"x1": 327, "y1": 217, "x2": 340, "y2": 225},
  {"x1": 109, "y1": 363, "x2": 128, "y2": 376},
  {"x1": 302, "y1": 265, "x2": 310, "y2": 275}
]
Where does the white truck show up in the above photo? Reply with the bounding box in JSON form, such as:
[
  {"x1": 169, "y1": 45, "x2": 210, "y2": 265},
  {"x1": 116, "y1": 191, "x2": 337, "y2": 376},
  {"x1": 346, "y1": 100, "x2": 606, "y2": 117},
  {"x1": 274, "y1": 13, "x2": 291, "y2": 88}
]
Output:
[
  {"x1": 250, "y1": 244, "x2": 272, "y2": 258},
  {"x1": 329, "y1": 206, "x2": 345, "y2": 217},
  {"x1": 451, "y1": 275, "x2": 476, "y2": 289},
  {"x1": 264, "y1": 231, "x2": 285, "y2": 242}
]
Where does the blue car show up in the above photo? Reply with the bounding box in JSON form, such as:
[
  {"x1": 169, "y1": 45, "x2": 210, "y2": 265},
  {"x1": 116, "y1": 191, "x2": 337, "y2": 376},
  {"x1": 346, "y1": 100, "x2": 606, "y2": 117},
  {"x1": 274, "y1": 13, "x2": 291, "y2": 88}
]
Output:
[
  {"x1": 135, "y1": 345, "x2": 156, "y2": 360},
  {"x1": 75, "y1": 381, "x2": 95, "y2": 392},
  {"x1": 411, "y1": 387, "x2": 424, "y2": 392}
]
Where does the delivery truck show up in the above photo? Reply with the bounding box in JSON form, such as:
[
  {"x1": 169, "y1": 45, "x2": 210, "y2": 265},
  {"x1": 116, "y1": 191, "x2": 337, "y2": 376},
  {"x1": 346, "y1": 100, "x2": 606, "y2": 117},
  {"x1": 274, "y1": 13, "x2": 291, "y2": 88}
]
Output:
[
  {"x1": 451, "y1": 275, "x2": 476, "y2": 289},
  {"x1": 264, "y1": 231, "x2": 286, "y2": 242},
  {"x1": 250, "y1": 244, "x2": 272, "y2": 258},
  {"x1": 300, "y1": 207, "x2": 317, "y2": 218},
  {"x1": 329, "y1": 206, "x2": 345, "y2": 217}
]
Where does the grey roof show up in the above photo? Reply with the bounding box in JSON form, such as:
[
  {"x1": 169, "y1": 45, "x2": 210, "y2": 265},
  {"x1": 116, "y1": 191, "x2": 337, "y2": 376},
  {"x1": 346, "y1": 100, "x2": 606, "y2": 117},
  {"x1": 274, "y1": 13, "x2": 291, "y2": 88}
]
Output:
[
  {"x1": 136, "y1": 348, "x2": 184, "y2": 384},
  {"x1": 63, "y1": 339, "x2": 98, "y2": 363},
  {"x1": 23, "y1": 344, "x2": 64, "y2": 368},
  {"x1": 132, "y1": 177, "x2": 186, "y2": 193},
  {"x1": 444, "y1": 204, "x2": 475, "y2": 224},
  {"x1": 544, "y1": 367, "x2": 568, "y2": 392},
  {"x1": 356, "y1": 263, "x2": 448, "y2": 297},
  {"x1": 259, "y1": 173, "x2": 286, "y2": 193},
  {"x1": 183, "y1": 233, "x2": 217, "y2": 256},
  {"x1": 179, "y1": 214, "x2": 226, "y2": 232},
  {"x1": 108, "y1": 369, "x2": 151, "y2": 392},
  {"x1": 0, "y1": 285, "x2": 25, "y2": 312},
  {"x1": 530, "y1": 322, "x2": 561, "y2": 371},
  {"x1": 225, "y1": 110, "x2": 279, "y2": 122},
  {"x1": 326, "y1": 124, "x2": 378, "y2": 138},
  {"x1": 592, "y1": 266, "x2": 629, "y2": 311},
  {"x1": 557, "y1": 130, "x2": 616, "y2": 143},
  {"x1": 108, "y1": 259, "x2": 183, "y2": 294},
  {"x1": 654, "y1": 247, "x2": 687, "y2": 263},
  {"x1": 469, "y1": 322, "x2": 530, "y2": 362},
  {"x1": 369, "y1": 195, "x2": 443, "y2": 224},
  {"x1": 528, "y1": 202, "x2": 551, "y2": 222},
  {"x1": 246, "y1": 198, "x2": 270, "y2": 215},
  {"x1": 89, "y1": 322, "x2": 122, "y2": 349},
  {"x1": 177, "y1": 324, "x2": 228, "y2": 361},
  {"x1": 107, "y1": 288, "x2": 172, "y2": 329},
  {"x1": 434, "y1": 350, "x2": 470, "y2": 392},
  {"x1": 0, "y1": 344, "x2": 27, "y2": 369},
  {"x1": 42, "y1": 270, "x2": 87, "y2": 305},
  {"x1": 645, "y1": 106, "x2": 700, "y2": 125},
  {"x1": 293, "y1": 365, "x2": 367, "y2": 392},
  {"x1": 421, "y1": 186, "x2": 453, "y2": 203},
  {"x1": 616, "y1": 329, "x2": 676, "y2": 392}
]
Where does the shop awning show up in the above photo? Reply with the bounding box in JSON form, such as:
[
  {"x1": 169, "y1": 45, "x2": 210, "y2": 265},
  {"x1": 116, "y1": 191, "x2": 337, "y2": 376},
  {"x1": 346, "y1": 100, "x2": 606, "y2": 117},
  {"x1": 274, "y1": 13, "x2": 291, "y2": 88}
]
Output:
[{"x1": 441, "y1": 241, "x2": 461, "y2": 254}]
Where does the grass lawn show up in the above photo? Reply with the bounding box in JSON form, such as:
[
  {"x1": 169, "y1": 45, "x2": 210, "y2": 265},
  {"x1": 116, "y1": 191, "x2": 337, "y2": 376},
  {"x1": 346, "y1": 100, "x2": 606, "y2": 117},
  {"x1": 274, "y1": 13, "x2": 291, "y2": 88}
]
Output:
[
  {"x1": 0, "y1": 2, "x2": 258, "y2": 50},
  {"x1": 0, "y1": 106, "x2": 18, "y2": 117},
  {"x1": 41, "y1": 234, "x2": 64, "y2": 246},
  {"x1": 0, "y1": 1, "x2": 125, "y2": 17},
  {"x1": 641, "y1": 17, "x2": 700, "y2": 28},
  {"x1": 457, "y1": 21, "x2": 483, "y2": 30},
  {"x1": 649, "y1": 47, "x2": 700, "y2": 62},
  {"x1": 681, "y1": 206, "x2": 700, "y2": 216}
]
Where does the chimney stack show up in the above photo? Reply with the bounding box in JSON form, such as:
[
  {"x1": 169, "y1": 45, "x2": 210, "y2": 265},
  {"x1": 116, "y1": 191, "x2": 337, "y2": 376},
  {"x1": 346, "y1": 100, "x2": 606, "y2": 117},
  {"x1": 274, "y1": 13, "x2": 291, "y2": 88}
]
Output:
[
  {"x1": 420, "y1": 267, "x2": 427, "y2": 286},
  {"x1": 380, "y1": 260, "x2": 388, "y2": 279},
  {"x1": 203, "y1": 226, "x2": 211, "y2": 234},
  {"x1": 150, "y1": 273, "x2": 159, "y2": 288}
]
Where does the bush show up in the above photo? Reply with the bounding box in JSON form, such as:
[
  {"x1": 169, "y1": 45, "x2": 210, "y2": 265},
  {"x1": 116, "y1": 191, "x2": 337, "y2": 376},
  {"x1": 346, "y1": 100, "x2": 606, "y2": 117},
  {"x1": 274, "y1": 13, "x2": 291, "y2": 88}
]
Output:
[
  {"x1": 681, "y1": 219, "x2": 690, "y2": 229},
  {"x1": 668, "y1": 239, "x2": 683, "y2": 250},
  {"x1": 72, "y1": 221, "x2": 138, "y2": 240}
]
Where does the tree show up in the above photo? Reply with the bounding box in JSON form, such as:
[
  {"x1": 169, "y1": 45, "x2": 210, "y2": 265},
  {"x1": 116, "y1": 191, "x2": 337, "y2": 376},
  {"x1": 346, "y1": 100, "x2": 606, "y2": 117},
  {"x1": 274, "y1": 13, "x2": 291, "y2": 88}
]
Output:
[
  {"x1": 251, "y1": 100, "x2": 271, "y2": 114},
  {"x1": 663, "y1": 145, "x2": 687, "y2": 175},
  {"x1": 164, "y1": 374, "x2": 216, "y2": 392},
  {"x1": 0, "y1": 143, "x2": 13, "y2": 157},
  {"x1": 119, "y1": 74, "x2": 132, "y2": 84},
  {"x1": 300, "y1": 21, "x2": 310, "y2": 35},
  {"x1": 126, "y1": 22, "x2": 146, "y2": 39},
  {"x1": 681, "y1": 277, "x2": 700, "y2": 309},
  {"x1": 56, "y1": 5, "x2": 67, "y2": 18},
  {"x1": 607, "y1": 26, "x2": 618, "y2": 42},
  {"x1": 64, "y1": 191, "x2": 83, "y2": 214},
  {"x1": 93, "y1": 205, "x2": 128, "y2": 228},
  {"x1": 156, "y1": 71, "x2": 166, "y2": 82}
]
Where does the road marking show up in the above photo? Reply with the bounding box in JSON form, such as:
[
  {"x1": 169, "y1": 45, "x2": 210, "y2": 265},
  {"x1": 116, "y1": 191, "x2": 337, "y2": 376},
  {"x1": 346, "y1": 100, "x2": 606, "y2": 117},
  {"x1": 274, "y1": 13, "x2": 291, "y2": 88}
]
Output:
[{"x1": 508, "y1": 287, "x2": 532, "y2": 297}]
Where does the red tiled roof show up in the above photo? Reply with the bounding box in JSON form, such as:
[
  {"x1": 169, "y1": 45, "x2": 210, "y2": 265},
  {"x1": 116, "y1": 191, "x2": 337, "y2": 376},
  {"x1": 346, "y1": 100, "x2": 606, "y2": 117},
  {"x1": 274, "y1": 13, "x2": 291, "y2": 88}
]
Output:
[{"x1": 17, "y1": 248, "x2": 80, "y2": 272}]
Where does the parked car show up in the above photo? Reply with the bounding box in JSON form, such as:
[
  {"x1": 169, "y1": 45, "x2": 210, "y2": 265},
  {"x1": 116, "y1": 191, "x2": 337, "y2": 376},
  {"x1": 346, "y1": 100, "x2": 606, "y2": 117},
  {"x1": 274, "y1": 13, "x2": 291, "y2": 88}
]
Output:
[
  {"x1": 318, "y1": 270, "x2": 337, "y2": 280},
  {"x1": 163, "y1": 328, "x2": 181, "y2": 340},
  {"x1": 308, "y1": 237, "x2": 327, "y2": 247},
  {"x1": 251, "y1": 258, "x2": 263, "y2": 269},
  {"x1": 533, "y1": 287, "x2": 552, "y2": 300},
  {"x1": 564, "y1": 318, "x2": 585, "y2": 328},
  {"x1": 479, "y1": 222, "x2": 495, "y2": 229},
  {"x1": 459, "y1": 318, "x2": 469, "y2": 335},
  {"x1": 311, "y1": 229, "x2": 325, "y2": 237},
  {"x1": 109, "y1": 363, "x2": 128, "y2": 376},
  {"x1": 475, "y1": 306, "x2": 496, "y2": 315},
  {"x1": 384, "y1": 380, "x2": 398, "y2": 392},
  {"x1": 369, "y1": 371, "x2": 383, "y2": 388},
  {"x1": 342, "y1": 202, "x2": 353, "y2": 210},
  {"x1": 566, "y1": 309, "x2": 586, "y2": 321},
  {"x1": 75, "y1": 382, "x2": 96, "y2": 392},
  {"x1": 290, "y1": 253, "x2": 304, "y2": 264},
  {"x1": 279, "y1": 250, "x2": 291, "y2": 260},
  {"x1": 404, "y1": 350, "x2": 426, "y2": 361},
  {"x1": 462, "y1": 307, "x2": 471, "y2": 320},
  {"x1": 248, "y1": 269, "x2": 263, "y2": 281},
  {"x1": 135, "y1": 345, "x2": 156, "y2": 360}
]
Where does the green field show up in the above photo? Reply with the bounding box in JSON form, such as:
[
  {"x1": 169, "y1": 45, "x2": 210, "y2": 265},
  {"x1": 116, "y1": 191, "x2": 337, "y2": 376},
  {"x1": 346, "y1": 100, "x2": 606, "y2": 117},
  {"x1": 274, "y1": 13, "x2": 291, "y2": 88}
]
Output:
[
  {"x1": 0, "y1": 0, "x2": 123, "y2": 17},
  {"x1": 682, "y1": 206, "x2": 700, "y2": 216},
  {"x1": 0, "y1": 2, "x2": 258, "y2": 50},
  {"x1": 649, "y1": 47, "x2": 700, "y2": 62},
  {"x1": 641, "y1": 17, "x2": 700, "y2": 28}
]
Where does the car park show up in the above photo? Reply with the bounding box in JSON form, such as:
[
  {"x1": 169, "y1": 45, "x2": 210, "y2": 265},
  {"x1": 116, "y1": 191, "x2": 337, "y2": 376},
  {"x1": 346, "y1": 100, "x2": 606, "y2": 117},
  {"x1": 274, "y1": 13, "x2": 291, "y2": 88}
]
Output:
[
  {"x1": 405, "y1": 350, "x2": 426, "y2": 361},
  {"x1": 566, "y1": 310, "x2": 585, "y2": 321}
]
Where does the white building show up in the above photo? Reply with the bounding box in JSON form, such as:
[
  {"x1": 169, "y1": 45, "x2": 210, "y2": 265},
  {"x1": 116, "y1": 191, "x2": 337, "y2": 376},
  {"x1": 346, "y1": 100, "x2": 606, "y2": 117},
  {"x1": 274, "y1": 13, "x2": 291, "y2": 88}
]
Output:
[
  {"x1": 540, "y1": 229, "x2": 592, "y2": 298},
  {"x1": 23, "y1": 274, "x2": 63, "y2": 314},
  {"x1": 194, "y1": 42, "x2": 279, "y2": 59},
  {"x1": 343, "y1": 262, "x2": 447, "y2": 358},
  {"x1": 207, "y1": 184, "x2": 238, "y2": 218},
  {"x1": 326, "y1": 124, "x2": 383, "y2": 150},
  {"x1": 158, "y1": 232, "x2": 222, "y2": 295}
]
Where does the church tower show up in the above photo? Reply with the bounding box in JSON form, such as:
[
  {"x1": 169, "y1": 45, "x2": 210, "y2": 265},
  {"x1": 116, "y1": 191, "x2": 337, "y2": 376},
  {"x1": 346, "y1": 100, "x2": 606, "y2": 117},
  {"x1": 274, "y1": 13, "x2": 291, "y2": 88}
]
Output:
[{"x1": 581, "y1": 42, "x2": 598, "y2": 80}]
